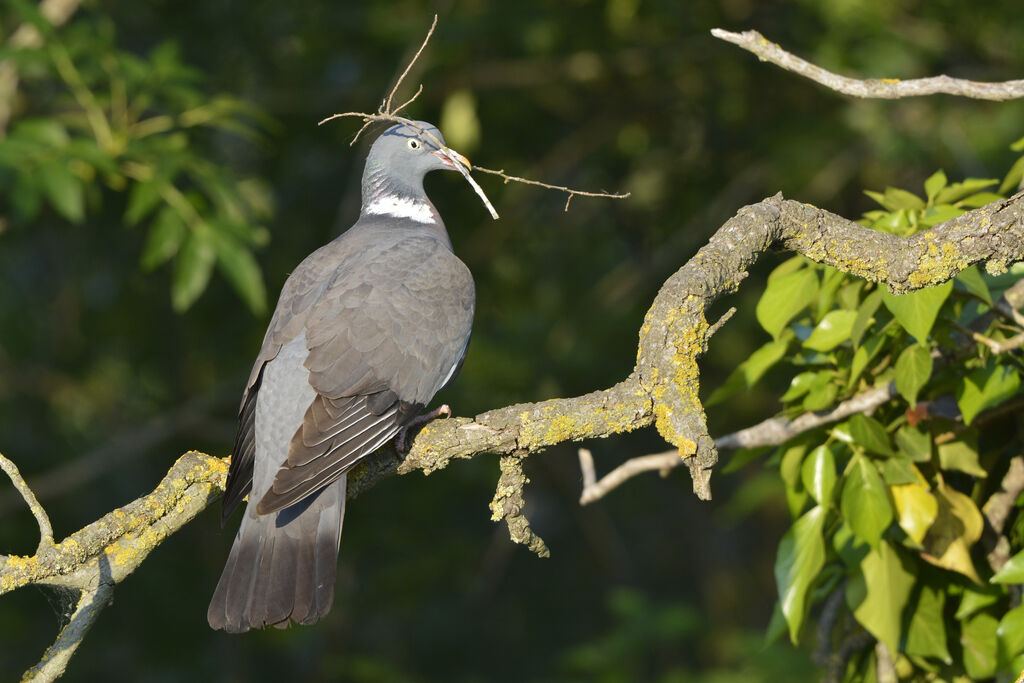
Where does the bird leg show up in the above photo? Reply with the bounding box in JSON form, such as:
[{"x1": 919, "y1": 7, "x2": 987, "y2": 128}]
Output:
[{"x1": 395, "y1": 404, "x2": 451, "y2": 452}]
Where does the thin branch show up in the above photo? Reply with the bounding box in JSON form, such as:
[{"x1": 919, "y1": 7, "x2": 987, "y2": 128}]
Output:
[
  {"x1": 711, "y1": 28, "x2": 1024, "y2": 101},
  {"x1": 21, "y1": 581, "x2": 113, "y2": 682},
  {"x1": 317, "y1": 16, "x2": 628, "y2": 214},
  {"x1": 0, "y1": 451, "x2": 54, "y2": 552},
  {"x1": 384, "y1": 15, "x2": 436, "y2": 115},
  {"x1": 984, "y1": 456, "x2": 1024, "y2": 573},
  {"x1": 471, "y1": 165, "x2": 630, "y2": 210}
]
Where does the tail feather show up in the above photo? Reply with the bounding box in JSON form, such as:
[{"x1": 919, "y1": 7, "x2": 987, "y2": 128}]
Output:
[{"x1": 208, "y1": 476, "x2": 346, "y2": 633}]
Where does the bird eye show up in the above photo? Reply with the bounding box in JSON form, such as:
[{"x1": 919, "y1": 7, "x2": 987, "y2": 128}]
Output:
[{"x1": 407, "y1": 138, "x2": 421, "y2": 150}]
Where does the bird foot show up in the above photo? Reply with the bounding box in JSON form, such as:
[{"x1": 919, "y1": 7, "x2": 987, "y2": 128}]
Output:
[{"x1": 395, "y1": 404, "x2": 452, "y2": 453}]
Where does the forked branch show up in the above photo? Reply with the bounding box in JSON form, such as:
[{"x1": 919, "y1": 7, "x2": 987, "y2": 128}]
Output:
[{"x1": 712, "y1": 28, "x2": 1024, "y2": 101}]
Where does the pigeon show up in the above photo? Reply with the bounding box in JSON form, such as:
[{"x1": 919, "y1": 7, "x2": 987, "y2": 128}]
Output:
[{"x1": 208, "y1": 120, "x2": 476, "y2": 633}]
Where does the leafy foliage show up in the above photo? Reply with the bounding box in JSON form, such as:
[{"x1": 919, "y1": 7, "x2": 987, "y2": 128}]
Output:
[
  {"x1": 720, "y1": 148, "x2": 1024, "y2": 681},
  {"x1": 0, "y1": 0, "x2": 272, "y2": 312}
]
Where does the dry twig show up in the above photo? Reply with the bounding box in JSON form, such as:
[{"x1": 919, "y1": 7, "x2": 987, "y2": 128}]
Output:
[
  {"x1": 318, "y1": 15, "x2": 628, "y2": 218},
  {"x1": 711, "y1": 28, "x2": 1024, "y2": 101}
]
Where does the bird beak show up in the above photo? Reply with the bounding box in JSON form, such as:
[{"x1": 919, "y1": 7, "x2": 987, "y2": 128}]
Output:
[{"x1": 433, "y1": 147, "x2": 472, "y2": 173}]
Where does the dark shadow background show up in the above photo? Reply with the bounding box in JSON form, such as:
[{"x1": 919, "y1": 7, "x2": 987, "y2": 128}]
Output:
[{"x1": 2, "y1": 0, "x2": 1023, "y2": 680}]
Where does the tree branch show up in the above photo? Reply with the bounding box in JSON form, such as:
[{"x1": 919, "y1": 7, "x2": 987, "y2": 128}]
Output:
[
  {"x1": 711, "y1": 28, "x2": 1024, "y2": 101},
  {"x1": 4, "y1": 187, "x2": 1023, "y2": 677}
]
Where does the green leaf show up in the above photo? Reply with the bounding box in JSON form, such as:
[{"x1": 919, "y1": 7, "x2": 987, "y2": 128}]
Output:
[
  {"x1": 39, "y1": 160, "x2": 85, "y2": 223},
  {"x1": 890, "y1": 481, "x2": 937, "y2": 545},
  {"x1": 937, "y1": 431, "x2": 986, "y2": 478},
  {"x1": 905, "y1": 584, "x2": 951, "y2": 663},
  {"x1": 961, "y1": 611, "x2": 999, "y2": 679},
  {"x1": 851, "y1": 287, "x2": 883, "y2": 348},
  {"x1": 775, "y1": 505, "x2": 827, "y2": 644},
  {"x1": 956, "y1": 364, "x2": 1021, "y2": 426},
  {"x1": 955, "y1": 265, "x2": 993, "y2": 306},
  {"x1": 140, "y1": 207, "x2": 187, "y2": 270},
  {"x1": 882, "y1": 280, "x2": 953, "y2": 342},
  {"x1": 998, "y1": 605, "x2": 1024, "y2": 668},
  {"x1": 880, "y1": 458, "x2": 918, "y2": 486},
  {"x1": 844, "y1": 540, "x2": 915, "y2": 654},
  {"x1": 923, "y1": 479, "x2": 984, "y2": 583},
  {"x1": 743, "y1": 338, "x2": 789, "y2": 387},
  {"x1": 803, "y1": 310, "x2": 856, "y2": 351},
  {"x1": 756, "y1": 268, "x2": 818, "y2": 338},
  {"x1": 991, "y1": 548, "x2": 1024, "y2": 584},
  {"x1": 125, "y1": 179, "x2": 166, "y2": 226},
  {"x1": 924, "y1": 169, "x2": 947, "y2": 201},
  {"x1": 934, "y1": 178, "x2": 998, "y2": 205},
  {"x1": 802, "y1": 381, "x2": 837, "y2": 412},
  {"x1": 866, "y1": 187, "x2": 925, "y2": 211},
  {"x1": 894, "y1": 425, "x2": 931, "y2": 463},
  {"x1": 848, "y1": 414, "x2": 895, "y2": 457},
  {"x1": 959, "y1": 192, "x2": 1004, "y2": 209},
  {"x1": 210, "y1": 229, "x2": 267, "y2": 314},
  {"x1": 999, "y1": 155, "x2": 1024, "y2": 195},
  {"x1": 894, "y1": 344, "x2": 932, "y2": 407},
  {"x1": 956, "y1": 585, "x2": 1002, "y2": 619},
  {"x1": 780, "y1": 371, "x2": 817, "y2": 402},
  {"x1": 801, "y1": 445, "x2": 836, "y2": 505},
  {"x1": 171, "y1": 231, "x2": 216, "y2": 311},
  {"x1": 918, "y1": 204, "x2": 964, "y2": 227},
  {"x1": 841, "y1": 455, "x2": 893, "y2": 548},
  {"x1": 848, "y1": 332, "x2": 886, "y2": 391}
]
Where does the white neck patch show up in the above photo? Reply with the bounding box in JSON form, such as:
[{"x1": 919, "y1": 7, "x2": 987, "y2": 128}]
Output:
[{"x1": 364, "y1": 195, "x2": 435, "y2": 224}]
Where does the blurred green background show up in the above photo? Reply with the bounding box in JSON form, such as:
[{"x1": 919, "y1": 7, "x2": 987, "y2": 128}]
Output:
[{"x1": 1, "y1": 0, "x2": 1023, "y2": 680}]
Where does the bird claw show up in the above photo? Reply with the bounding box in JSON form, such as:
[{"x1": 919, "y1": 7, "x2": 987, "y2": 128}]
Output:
[{"x1": 395, "y1": 404, "x2": 451, "y2": 453}]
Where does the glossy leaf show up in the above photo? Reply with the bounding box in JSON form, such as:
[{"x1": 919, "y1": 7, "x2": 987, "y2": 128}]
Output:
[
  {"x1": 841, "y1": 455, "x2": 893, "y2": 548},
  {"x1": 775, "y1": 505, "x2": 827, "y2": 643},
  {"x1": 803, "y1": 310, "x2": 856, "y2": 351},
  {"x1": 780, "y1": 371, "x2": 817, "y2": 402},
  {"x1": 801, "y1": 445, "x2": 836, "y2": 505},
  {"x1": 997, "y1": 605, "x2": 1024, "y2": 668},
  {"x1": 890, "y1": 482, "x2": 937, "y2": 545},
  {"x1": 756, "y1": 268, "x2": 818, "y2": 338},
  {"x1": 882, "y1": 280, "x2": 953, "y2": 342},
  {"x1": 955, "y1": 265, "x2": 992, "y2": 306},
  {"x1": 956, "y1": 364, "x2": 1021, "y2": 426},
  {"x1": 845, "y1": 539, "x2": 915, "y2": 654},
  {"x1": 894, "y1": 344, "x2": 932, "y2": 407},
  {"x1": 991, "y1": 548, "x2": 1024, "y2": 584}
]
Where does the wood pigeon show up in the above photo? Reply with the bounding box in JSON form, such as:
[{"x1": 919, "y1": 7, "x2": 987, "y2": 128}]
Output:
[{"x1": 208, "y1": 120, "x2": 476, "y2": 633}]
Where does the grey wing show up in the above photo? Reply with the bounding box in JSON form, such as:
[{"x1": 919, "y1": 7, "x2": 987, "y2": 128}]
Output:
[
  {"x1": 256, "y1": 235, "x2": 475, "y2": 514},
  {"x1": 221, "y1": 246, "x2": 335, "y2": 522}
]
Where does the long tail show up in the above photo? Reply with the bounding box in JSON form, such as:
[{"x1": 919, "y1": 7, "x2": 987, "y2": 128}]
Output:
[{"x1": 207, "y1": 475, "x2": 346, "y2": 633}]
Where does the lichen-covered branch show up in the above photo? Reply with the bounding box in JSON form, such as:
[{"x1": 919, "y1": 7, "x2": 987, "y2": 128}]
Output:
[
  {"x1": 1, "y1": 452, "x2": 226, "y2": 680},
  {"x1": 489, "y1": 455, "x2": 550, "y2": 558},
  {"x1": 4, "y1": 189, "x2": 1024, "y2": 679},
  {"x1": 712, "y1": 28, "x2": 1024, "y2": 101}
]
